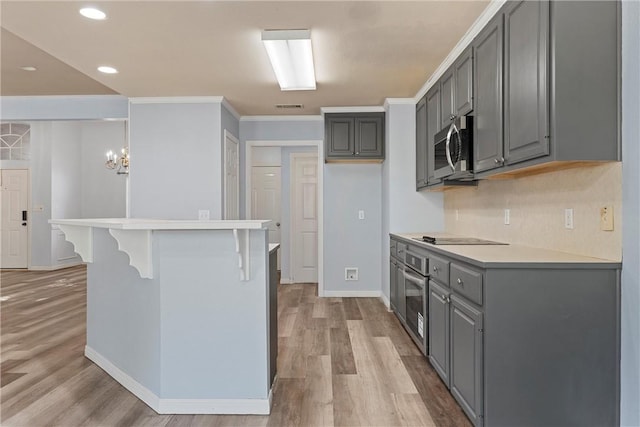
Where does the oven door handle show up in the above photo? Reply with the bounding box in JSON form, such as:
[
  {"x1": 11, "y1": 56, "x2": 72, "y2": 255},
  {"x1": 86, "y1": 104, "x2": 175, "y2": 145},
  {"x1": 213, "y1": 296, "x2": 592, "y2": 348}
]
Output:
[
  {"x1": 445, "y1": 120, "x2": 459, "y2": 172},
  {"x1": 403, "y1": 270, "x2": 426, "y2": 288}
]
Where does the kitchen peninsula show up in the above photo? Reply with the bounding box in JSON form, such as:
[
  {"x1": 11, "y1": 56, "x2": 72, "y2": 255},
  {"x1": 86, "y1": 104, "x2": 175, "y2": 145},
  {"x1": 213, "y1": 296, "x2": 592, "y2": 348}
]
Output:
[{"x1": 49, "y1": 218, "x2": 278, "y2": 415}]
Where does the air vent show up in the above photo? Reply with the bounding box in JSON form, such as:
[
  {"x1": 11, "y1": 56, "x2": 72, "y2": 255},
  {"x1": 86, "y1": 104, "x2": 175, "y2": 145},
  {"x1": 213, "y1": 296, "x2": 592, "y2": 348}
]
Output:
[{"x1": 275, "y1": 104, "x2": 304, "y2": 109}]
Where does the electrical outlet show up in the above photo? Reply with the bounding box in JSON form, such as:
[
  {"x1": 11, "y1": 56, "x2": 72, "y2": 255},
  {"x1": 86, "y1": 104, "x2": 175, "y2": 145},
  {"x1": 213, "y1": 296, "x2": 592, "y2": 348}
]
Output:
[
  {"x1": 198, "y1": 210, "x2": 210, "y2": 220},
  {"x1": 504, "y1": 209, "x2": 510, "y2": 225},
  {"x1": 564, "y1": 208, "x2": 574, "y2": 229},
  {"x1": 345, "y1": 268, "x2": 359, "y2": 281},
  {"x1": 600, "y1": 205, "x2": 614, "y2": 231},
  {"x1": 358, "y1": 210, "x2": 365, "y2": 220}
]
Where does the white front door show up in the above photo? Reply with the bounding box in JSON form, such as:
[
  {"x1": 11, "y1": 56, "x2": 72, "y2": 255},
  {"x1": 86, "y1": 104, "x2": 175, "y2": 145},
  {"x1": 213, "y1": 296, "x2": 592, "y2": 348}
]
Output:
[
  {"x1": 252, "y1": 166, "x2": 281, "y2": 268},
  {"x1": 290, "y1": 153, "x2": 318, "y2": 283},
  {"x1": 224, "y1": 131, "x2": 240, "y2": 220},
  {"x1": 1, "y1": 169, "x2": 29, "y2": 268}
]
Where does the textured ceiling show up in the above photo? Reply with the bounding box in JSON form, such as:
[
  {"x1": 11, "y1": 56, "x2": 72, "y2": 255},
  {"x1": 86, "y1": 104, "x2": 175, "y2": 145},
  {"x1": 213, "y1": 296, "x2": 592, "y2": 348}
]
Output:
[{"x1": 1, "y1": 1, "x2": 490, "y2": 115}]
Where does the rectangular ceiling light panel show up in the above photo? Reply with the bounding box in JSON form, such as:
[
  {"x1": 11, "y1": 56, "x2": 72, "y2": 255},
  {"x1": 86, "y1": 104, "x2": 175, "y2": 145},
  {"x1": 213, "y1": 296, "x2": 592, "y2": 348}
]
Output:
[{"x1": 262, "y1": 29, "x2": 316, "y2": 91}]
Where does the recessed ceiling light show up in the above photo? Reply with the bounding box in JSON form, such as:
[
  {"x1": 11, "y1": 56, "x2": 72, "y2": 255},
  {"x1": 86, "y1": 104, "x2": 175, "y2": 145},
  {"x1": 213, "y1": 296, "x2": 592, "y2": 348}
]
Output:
[
  {"x1": 79, "y1": 8, "x2": 106, "y2": 20},
  {"x1": 98, "y1": 66, "x2": 118, "y2": 74},
  {"x1": 20, "y1": 66, "x2": 37, "y2": 71}
]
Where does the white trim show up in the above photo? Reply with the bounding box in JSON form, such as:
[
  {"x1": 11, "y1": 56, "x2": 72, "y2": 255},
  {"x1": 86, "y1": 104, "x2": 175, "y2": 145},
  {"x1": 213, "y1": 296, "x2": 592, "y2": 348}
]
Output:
[
  {"x1": 322, "y1": 290, "x2": 382, "y2": 298},
  {"x1": 279, "y1": 278, "x2": 296, "y2": 284},
  {"x1": 85, "y1": 346, "x2": 272, "y2": 415},
  {"x1": 241, "y1": 115, "x2": 323, "y2": 122},
  {"x1": 384, "y1": 98, "x2": 416, "y2": 109},
  {"x1": 85, "y1": 346, "x2": 160, "y2": 412},
  {"x1": 321, "y1": 106, "x2": 385, "y2": 114},
  {"x1": 221, "y1": 98, "x2": 241, "y2": 121},
  {"x1": 28, "y1": 262, "x2": 84, "y2": 271},
  {"x1": 379, "y1": 293, "x2": 391, "y2": 310},
  {"x1": 223, "y1": 130, "x2": 241, "y2": 220},
  {"x1": 129, "y1": 96, "x2": 224, "y2": 105},
  {"x1": 414, "y1": 0, "x2": 507, "y2": 101},
  {"x1": 245, "y1": 139, "x2": 324, "y2": 297}
]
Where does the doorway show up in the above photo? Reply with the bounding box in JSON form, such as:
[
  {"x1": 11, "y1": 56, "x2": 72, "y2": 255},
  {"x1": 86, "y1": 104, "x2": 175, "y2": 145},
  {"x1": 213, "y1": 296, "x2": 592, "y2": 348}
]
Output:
[
  {"x1": 245, "y1": 140, "x2": 324, "y2": 294},
  {"x1": 1, "y1": 169, "x2": 29, "y2": 268}
]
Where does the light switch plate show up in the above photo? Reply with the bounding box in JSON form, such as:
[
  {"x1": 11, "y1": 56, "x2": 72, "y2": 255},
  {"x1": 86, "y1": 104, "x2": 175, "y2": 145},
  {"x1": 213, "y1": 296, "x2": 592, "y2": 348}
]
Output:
[
  {"x1": 198, "y1": 210, "x2": 210, "y2": 220},
  {"x1": 358, "y1": 210, "x2": 365, "y2": 220},
  {"x1": 600, "y1": 205, "x2": 614, "y2": 231},
  {"x1": 504, "y1": 209, "x2": 510, "y2": 225},
  {"x1": 564, "y1": 209, "x2": 574, "y2": 229}
]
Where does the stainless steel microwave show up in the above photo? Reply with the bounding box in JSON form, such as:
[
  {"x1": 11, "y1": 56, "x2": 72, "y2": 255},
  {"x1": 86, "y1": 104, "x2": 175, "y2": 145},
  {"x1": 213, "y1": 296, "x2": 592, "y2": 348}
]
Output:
[{"x1": 433, "y1": 116, "x2": 473, "y2": 180}]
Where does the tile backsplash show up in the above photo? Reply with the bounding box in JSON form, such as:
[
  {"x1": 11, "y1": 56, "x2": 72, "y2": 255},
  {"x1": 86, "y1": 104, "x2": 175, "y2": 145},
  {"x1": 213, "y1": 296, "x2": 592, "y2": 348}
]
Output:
[{"x1": 444, "y1": 162, "x2": 622, "y2": 261}]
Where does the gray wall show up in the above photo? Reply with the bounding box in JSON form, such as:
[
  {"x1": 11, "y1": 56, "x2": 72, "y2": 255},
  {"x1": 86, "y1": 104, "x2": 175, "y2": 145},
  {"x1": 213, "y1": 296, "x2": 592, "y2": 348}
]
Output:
[
  {"x1": 324, "y1": 163, "x2": 383, "y2": 294},
  {"x1": 621, "y1": 1, "x2": 640, "y2": 424},
  {"x1": 29, "y1": 122, "x2": 53, "y2": 267},
  {"x1": 381, "y1": 103, "x2": 445, "y2": 302},
  {"x1": 280, "y1": 146, "x2": 317, "y2": 281},
  {"x1": 129, "y1": 102, "x2": 223, "y2": 219},
  {"x1": 0, "y1": 95, "x2": 128, "y2": 121}
]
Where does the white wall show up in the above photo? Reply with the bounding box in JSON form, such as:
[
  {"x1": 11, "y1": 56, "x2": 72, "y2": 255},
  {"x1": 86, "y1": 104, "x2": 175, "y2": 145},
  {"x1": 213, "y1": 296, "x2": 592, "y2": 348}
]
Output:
[
  {"x1": 381, "y1": 102, "x2": 445, "y2": 302},
  {"x1": 129, "y1": 101, "x2": 223, "y2": 220},
  {"x1": 621, "y1": 1, "x2": 640, "y2": 424},
  {"x1": 79, "y1": 121, "x2": 127, "y2": 218}
]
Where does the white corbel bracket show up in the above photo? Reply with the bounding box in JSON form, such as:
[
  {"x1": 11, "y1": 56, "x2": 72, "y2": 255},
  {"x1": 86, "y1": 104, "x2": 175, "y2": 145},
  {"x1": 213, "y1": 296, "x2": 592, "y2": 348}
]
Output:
[
  {"x1": 233, "y1": 229, "x2": 250, "y2": 281},
  {"x1": 58, "y1": 224, "x2": 93, "y2": 262},
  {"x1": 108, "y1": 229, "x2": 153, "y2": 279}
]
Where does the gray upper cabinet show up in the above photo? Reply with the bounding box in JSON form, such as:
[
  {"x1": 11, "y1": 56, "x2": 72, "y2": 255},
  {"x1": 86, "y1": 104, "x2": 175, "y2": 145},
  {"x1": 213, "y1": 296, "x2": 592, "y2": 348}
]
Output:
[
  {"x1": 426, "y1": 85, "x2": 442, "y2": 186},
  {"x1": 416, "y1": 96, "x2": 428, "y2": 190},
  {"x1": 454, "y1": 47, "x2": 474, "y2": 117},
  {"x1": 473, "y1": 14, "x2": 504, "y2": 174},
  {"x1": 325, "y1": 113, "x2": 385, "y2": 161},
  {"x1": 504, "y1": 0, "x2": 549, "y2": 166},
  {"x1": 450, "y1": 294, "x2": 484, "y2": 427},
  {"x1": 440, "y1": 68, "x2": 455, "y2": 129}
]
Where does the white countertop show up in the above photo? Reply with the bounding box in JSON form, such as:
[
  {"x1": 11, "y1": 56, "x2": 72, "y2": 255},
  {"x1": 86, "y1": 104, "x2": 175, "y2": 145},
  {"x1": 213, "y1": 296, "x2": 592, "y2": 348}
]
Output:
[
  {"x1": 393, "y1": 232, "x2": 620, "y2": 267},
  {"x1": 268, "y1": 243, "x2": 280, "y2": 252},
  {"x1": 49, "y1": 218, "x2": 271, "y2": 230}
]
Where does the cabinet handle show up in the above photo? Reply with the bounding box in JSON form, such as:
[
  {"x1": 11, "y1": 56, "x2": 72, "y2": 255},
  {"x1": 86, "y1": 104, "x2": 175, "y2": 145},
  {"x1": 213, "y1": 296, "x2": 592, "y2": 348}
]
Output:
[
  {"x1": 433, "y1": 266, "x2": 438, "y2": 272},
  {"x1": 494, "y1": 157, "x2": 505, "y2": 164},
  {"x1": 440, "y1": 294, "x2": 447, "y2": 301},
  {"x1": 356, "y1": 152, "x2": 359, "y2": 155},
  {"x1": 457, "y1": 278, "x2": 463, "y2": 286}
]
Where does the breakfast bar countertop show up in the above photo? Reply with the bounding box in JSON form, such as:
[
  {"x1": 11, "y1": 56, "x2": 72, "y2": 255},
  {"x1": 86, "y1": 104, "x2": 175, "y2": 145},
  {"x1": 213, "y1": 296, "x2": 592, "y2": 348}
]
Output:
[{"x1": 391, "y1": 232, "x2": 621, "y2": 269}]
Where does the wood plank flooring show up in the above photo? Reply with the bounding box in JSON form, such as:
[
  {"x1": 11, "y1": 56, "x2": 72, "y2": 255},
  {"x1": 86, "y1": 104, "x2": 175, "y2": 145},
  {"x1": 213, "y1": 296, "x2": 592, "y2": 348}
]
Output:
[{"x1": 1, "y1": 266, "x2": 471, "y2": 427}]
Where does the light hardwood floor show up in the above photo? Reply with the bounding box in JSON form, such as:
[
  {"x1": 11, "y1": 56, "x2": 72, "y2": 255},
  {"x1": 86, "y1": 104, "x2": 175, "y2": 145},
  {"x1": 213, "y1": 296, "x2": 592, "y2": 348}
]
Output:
[{"x1": 1, "y1": 266, "x2": 470, "y2": 427}]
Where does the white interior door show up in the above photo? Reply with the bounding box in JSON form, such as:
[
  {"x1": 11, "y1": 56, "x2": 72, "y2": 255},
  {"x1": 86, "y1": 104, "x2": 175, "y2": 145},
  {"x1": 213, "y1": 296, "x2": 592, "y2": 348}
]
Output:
[
  {"x1": 252, "y1": 166, "x2": 281, "y2": 268},
  {"x1": 224, "y1": 131, "x2": 240, "y2": 220},
  {"x1": 1, "y1": 169, "x2": 29, "y2": 268},
  {"x1": 291, "y1": 153, "x2": 318, "y2": 283}
]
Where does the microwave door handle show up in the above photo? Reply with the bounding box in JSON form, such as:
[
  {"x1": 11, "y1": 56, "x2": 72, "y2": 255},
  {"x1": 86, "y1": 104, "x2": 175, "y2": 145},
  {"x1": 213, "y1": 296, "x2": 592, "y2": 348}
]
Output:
[{"x1": 445, "y1": 121, "x2": 459, "y2": 172}]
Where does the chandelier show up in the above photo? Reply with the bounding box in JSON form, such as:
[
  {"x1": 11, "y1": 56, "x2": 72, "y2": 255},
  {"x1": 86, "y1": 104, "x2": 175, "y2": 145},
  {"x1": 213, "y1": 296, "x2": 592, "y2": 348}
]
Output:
[{"x1": 105, "y1": 147, "x2": 129, "y2": 175}]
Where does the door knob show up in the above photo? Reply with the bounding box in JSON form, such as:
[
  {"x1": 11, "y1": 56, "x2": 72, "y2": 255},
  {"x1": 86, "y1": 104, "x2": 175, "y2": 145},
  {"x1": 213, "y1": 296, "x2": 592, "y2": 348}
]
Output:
[
  {"x1": 276, "y1": 222, "x2": 281, "y2": 227},
  {"x1": 22, "y1": 223, "x2": 27, "y2": 226}
]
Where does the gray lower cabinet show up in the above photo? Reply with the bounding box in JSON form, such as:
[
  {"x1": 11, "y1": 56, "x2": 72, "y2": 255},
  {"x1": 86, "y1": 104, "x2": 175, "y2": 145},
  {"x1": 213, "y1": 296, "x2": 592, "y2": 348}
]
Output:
[
  {"x1": 416, "y1": 96, "x2": 428, "y2": 190},
  {"x1": 473, "y1": 14, "x2": 504, "y2": 174},
  {"x1": 428, "y1": 280, "x2": 450, "y2": 385},
  {"x1": 325, "y1": 113, "x2": 385, "y2": 161},
  {"x1": 268, "y1": 248, "x2": 278, "y2": 387},
  {"x1": 396, "y1": 263, "x2": 406, "y2": 322},
  {"x1": 390, "y1": 259, "x2": 398, "y2": 311},
  {"x1": 450, "y1": 294, "x2": 484, "y2": 427}
]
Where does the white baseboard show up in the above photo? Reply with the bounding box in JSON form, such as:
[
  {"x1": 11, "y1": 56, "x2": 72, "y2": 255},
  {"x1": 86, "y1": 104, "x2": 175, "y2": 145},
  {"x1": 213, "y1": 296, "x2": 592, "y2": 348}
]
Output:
[
  {"x1": 279, "y1": 278, "x2": 295, "y2": 284},
  {"x1": 29, "y1": 262, "x2": 84, "y2": 271},
  {"x1": 379, "y1": 293, "x2": 391, "y2": 310},
  {"x1": 85, "y1": 346, "x2": 272, "y2": 415},
  {"x1": 321, "y1": 290, "x2": 382, "y2": 298}
]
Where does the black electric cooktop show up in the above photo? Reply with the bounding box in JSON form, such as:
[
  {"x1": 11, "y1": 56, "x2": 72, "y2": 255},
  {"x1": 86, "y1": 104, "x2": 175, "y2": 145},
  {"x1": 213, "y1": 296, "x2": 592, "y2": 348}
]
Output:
[{"x1": 413, "y1": 236, "x2": 508, "y2": 245}]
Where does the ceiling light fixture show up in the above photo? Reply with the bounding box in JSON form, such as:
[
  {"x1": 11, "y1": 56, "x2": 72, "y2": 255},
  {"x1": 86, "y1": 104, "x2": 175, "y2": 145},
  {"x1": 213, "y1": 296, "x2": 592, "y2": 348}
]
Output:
[
  {"x1": 98, "y1": 66, "x2": 118, "y2": 74},
  {"x1": 262, "y1": 29, "x2": 316, "y2": 91},
  {"x1": 20, "y1": 66, "x2": 37, "y2": 71},
  {"x1": 79, "y1": 7, "x2": 106, "y2": 20}
]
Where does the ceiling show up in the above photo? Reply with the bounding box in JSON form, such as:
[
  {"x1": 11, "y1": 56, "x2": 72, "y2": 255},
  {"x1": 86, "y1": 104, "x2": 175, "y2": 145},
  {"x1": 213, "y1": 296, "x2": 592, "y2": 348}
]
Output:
[{"x1": 1, "y1": 1, "x2": 490, "y2": 115}]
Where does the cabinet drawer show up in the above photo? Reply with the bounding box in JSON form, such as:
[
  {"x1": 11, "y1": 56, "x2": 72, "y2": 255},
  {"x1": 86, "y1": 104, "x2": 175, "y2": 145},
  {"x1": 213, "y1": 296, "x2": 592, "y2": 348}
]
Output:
[
  {"x1": 390, "y1": 239, "x2": 398, "y2": 259},
  {"x1": 450, "y1": 263, "x2": 483, "y2": 305},
  {"x1": 430, "y1": 255, "x2": 450, "y2": 286},
  {"x1": 397, "y1": 243, "x2": 407, "y2": 259}
]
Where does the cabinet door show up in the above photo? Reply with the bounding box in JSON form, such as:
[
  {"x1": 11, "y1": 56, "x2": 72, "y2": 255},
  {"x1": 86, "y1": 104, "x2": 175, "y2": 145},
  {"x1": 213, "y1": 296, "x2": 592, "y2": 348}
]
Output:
[
  {"x1": 440, "y1": 68, "x2": 455, "y2": 129},
  {"x1": 504, "y1": 0, "x2": 549, "y2": 165},
  {"x1": 416, "y1": 96, "x2": 428, "y2": 190},
  {"x1": 450, "y1": 295, "x2": 484, "y2": 427},
  {"x1": 426, "y1": 85, "x2": 442, "y2": 186},
  {"x1": 325, "y1": 116, "x2": 355, "y2": 157},
  {"x1": 390, "y1": 260, "x2": 398, "y2": 311},
  {"x1": 473, "y1": 15, "x2": 504, "y2": 173},
  {"x1": 454, "y1": 47, "x2": 474, "y2": 116},
  {"x1": 355, "y1": 115, "x2": 384, "y2": 158},
  {"x1": 396, "y1": 265, "x2": 406, "y2": 322},
  {"x1": 428, "y1": 280, "x2": 450, "y2": 386}
]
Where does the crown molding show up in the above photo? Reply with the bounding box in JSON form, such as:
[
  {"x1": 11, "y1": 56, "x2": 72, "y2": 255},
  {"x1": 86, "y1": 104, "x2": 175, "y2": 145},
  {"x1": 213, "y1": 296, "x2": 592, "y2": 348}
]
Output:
[
  {"x1": 129, "y1": 96, "x2": 224, "y2": 104},
  {"x1": 240, "y1": 115, "x2": 323, "y2": 122},
  {"x1": 384, "y1": 98, "x2": 416, "y2": 109},
  {"x1": 321, "y1": 106, "x2": 386, "y2": 115},
  {"x1": 414, "y1": 0, "x2": 507, "y2": 101},
  {"x1": 220, "y1": 98, "x2": 241, "y2": 121}
]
